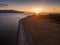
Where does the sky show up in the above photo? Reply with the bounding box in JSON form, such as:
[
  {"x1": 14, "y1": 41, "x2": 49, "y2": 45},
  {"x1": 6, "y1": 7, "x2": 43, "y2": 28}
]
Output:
[{"x1": 0, "y1": 0, "x2": 60, "y2": 13}]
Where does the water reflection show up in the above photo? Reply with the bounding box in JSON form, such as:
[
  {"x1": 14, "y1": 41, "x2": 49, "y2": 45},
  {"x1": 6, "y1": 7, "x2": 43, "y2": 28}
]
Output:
[{"x1": 0, "y1": 13, "x2": 29, "y2": 45}]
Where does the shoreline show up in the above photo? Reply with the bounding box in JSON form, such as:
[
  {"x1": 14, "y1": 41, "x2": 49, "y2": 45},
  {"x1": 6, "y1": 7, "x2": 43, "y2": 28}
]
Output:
[{"x1": 16, "y1": 15, "x2": 60, "y2": 45}]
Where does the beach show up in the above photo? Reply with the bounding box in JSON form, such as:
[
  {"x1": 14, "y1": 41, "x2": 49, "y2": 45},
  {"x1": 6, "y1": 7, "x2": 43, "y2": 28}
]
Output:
[{"x1": 17, "y1": 15, "x2": 60, "y2": 45}]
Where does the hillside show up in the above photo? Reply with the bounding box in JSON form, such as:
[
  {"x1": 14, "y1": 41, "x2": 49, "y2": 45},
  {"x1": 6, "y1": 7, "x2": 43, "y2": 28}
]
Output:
[{"x1": 0, "y1": 10, "x2": 24, "y2": 13}]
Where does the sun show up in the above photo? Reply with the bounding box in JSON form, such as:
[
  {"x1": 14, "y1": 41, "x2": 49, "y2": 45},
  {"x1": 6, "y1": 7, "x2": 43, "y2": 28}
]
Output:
[
  {"x1": 34, "y1": 9, "x2": 40, "y2": 14},
  {"x1": 33, "y1": 8, "x2": 42, "y2": 14}
]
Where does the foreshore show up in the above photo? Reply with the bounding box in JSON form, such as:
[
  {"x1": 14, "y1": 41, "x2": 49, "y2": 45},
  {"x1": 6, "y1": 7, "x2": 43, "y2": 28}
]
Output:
[{"x1": 16, "y1": 15, "x2": 60, "y2": 45}]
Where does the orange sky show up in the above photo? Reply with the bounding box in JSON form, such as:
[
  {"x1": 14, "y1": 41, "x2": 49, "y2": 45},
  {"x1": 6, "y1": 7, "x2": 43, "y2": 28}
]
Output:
[{"x1": 0, "y1": 0, "x2": 60, "y2": 13}]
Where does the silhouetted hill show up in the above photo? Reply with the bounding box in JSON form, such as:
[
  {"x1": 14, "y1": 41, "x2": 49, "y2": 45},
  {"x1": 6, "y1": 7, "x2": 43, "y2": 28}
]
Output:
[{"x1": 0, "y1": 10, "x2": 24, "y2": 13}]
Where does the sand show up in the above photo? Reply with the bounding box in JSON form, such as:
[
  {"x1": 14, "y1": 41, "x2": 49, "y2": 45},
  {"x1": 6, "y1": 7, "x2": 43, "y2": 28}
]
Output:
[{"x1": 17, "y1": 15, "x2": 60, "y2": 45}]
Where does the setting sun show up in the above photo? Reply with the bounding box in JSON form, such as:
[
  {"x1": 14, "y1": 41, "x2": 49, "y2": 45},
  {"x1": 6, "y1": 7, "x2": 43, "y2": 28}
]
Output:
[{"x1": 33, "y1": 8, "x2": 42, "y2": 14}]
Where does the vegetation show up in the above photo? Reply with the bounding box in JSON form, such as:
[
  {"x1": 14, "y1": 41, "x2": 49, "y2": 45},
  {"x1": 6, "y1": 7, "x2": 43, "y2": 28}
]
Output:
[
  {"x1": 48, "y1": 13, "x2": 60, "y2": 24},
  {"x1": 0, "y1": 10, "x2": 24, "y2": 13}
]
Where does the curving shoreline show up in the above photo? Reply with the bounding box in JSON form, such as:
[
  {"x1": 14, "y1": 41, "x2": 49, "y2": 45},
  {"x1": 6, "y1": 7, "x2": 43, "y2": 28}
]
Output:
[
  {"x1": 16, "y1": 18, "x2": 35, "y2": 45},
  {"x1": 16, "y1": 15, "x2": 60, "y2": 45}
]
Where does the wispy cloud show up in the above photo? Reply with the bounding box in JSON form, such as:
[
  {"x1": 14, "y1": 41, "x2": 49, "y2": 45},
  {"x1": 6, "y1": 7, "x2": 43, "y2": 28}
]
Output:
[{"x1": 0, "y1": 4, "x2": 8, "y2": 7}]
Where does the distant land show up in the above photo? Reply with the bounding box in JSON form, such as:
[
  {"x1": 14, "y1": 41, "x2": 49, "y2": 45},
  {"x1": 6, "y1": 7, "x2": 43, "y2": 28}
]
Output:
[{"x1": 0, "y1": 10, "x2": 24, "y2": 13}]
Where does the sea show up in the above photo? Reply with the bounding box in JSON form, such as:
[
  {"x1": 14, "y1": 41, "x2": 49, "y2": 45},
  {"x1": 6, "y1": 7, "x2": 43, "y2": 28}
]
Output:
[{"x1": 0, "y1": 13, "x2": 29, "y2": 45}]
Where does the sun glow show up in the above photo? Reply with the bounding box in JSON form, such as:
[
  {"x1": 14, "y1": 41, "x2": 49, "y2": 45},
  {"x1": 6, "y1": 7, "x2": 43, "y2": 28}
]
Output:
[{"x1": 33, "y1": 8, "x2": 42, "y2": 14}]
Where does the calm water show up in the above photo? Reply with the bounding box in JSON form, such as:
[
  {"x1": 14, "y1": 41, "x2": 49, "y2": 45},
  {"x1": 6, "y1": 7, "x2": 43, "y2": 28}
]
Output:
[{"x1": 0, "y1": 13, "x2": 29, "y2": 45}]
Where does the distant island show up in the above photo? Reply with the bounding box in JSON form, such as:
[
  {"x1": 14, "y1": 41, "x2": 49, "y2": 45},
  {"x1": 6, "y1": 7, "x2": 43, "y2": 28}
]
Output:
[{"x1": 0, "y1": 10, "x2": 24, "y2": 13}]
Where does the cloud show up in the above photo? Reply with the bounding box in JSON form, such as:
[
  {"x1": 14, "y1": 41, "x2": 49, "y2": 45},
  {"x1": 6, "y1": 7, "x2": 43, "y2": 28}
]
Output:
[{"x1": 0, "y1": 4, "x2": 8, "y2": 7}]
